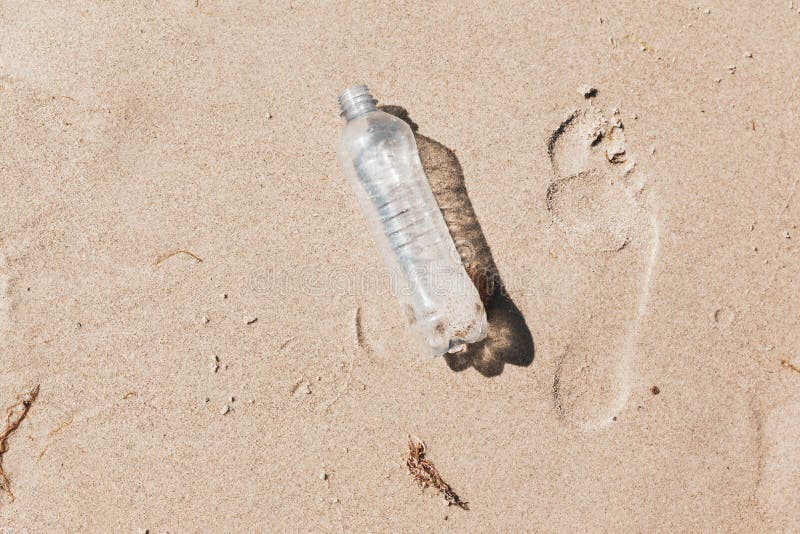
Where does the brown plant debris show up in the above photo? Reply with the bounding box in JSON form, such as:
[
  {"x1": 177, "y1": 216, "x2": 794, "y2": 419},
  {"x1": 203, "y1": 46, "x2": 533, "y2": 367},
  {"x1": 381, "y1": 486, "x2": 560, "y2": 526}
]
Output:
[
  {"x1": 781, "y1": 359, "x2": 800, "y2": 376},
  {"x1": 279, "y1": 336, "x2": 296, "y2": 351},
  {"x1": 47, "y1": 414, "x2": 73, "y2": 439},
  {"x1": 0, "y1": 385, "x2": 40, "y2": 502},
  {"x1": 406, "y1": 437, "x2": 468, "y2": 510}
]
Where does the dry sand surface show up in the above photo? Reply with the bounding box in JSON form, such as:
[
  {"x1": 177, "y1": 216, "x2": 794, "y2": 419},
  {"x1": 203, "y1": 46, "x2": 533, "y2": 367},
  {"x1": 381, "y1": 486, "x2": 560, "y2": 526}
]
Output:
[{"x1": 1, "y1": 1, "x2": 799, "y2": 532}]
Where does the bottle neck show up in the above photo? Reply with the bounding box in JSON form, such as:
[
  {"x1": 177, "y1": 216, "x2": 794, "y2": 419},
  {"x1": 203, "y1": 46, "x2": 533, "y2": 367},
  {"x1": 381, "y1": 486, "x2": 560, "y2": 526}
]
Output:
[{"x1": 339, "y1": 85, "x2": 377, "y2": 121}]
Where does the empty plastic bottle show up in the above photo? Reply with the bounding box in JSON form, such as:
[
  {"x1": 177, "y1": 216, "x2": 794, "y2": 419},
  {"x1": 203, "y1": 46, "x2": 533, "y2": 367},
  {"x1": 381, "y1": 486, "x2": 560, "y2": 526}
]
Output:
[{"x1": 336, "y1": 85, "x2": 488, "y2": 357}]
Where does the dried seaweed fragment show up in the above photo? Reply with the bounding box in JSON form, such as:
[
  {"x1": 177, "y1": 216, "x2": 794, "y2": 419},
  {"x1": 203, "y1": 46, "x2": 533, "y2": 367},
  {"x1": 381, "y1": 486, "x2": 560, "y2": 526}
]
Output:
[
  {"x1": 406, "y1": 437, "x2": 468, "y2": 510},
  {"x1": 0, "y1": 385, "x2": 40, "y2": 502}
]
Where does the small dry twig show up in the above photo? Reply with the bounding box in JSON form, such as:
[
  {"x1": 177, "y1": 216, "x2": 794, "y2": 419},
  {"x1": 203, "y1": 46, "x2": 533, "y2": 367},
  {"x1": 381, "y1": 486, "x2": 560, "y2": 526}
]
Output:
[
  {"x1": 0, "y1": 385, "x2": 40, "y2": 502},
  {"x1": 406, "y1": 437, "x2": 468, "y2": 510},
  {"x1": 279, "y1": 336, "x2": 296, "y2": 351},
  {"x1": 47, "y1": 414, "x2": 73, "y2": 439},
  {"x1": 781, "y1": 359, "x2": 800, "y2": 376}
]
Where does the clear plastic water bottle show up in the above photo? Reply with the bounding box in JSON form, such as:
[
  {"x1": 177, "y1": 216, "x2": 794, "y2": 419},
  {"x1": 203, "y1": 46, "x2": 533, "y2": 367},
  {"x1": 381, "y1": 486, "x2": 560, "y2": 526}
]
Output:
[{"x1": 336, "y1": 85, "x2": 488, "y2": 357}]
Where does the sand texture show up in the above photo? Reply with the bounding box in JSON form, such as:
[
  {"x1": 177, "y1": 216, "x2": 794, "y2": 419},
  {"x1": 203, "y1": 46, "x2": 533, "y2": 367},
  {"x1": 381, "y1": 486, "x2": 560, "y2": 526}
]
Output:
[{"x1": 1, "y1": 1, "x2": 799, "y2": 532}]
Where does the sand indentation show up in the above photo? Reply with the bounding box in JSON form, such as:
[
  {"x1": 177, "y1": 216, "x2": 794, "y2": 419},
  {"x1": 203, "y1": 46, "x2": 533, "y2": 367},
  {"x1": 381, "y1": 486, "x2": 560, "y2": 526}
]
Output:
[
  {"x1": 547, "y1": 108, "x2": 659, "y2": 430},
  {"x1": 758, "y1": 397, "x2": 800, "y2": 529},
  {"x1": 0, "y1": 253, "x2": 8, "y2": 340},
  {"x1": 546, "y1": 169, "x2": 636, "y2": 252}
]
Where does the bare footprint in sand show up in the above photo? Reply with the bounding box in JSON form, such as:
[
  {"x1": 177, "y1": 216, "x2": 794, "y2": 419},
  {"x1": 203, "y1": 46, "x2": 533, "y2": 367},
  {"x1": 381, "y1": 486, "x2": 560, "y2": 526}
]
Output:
[
  {"x1": 547, "y1": 108, "x2": 659, "y2": 430},
  {"x1": 757, "y1": 394, "x2": 800, "y2": 529}
]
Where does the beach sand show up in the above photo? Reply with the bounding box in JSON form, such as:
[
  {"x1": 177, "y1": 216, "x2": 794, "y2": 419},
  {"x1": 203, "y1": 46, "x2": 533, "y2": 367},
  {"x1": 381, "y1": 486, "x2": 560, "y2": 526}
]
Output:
[{"x1": 1, "y1": 1, "x2": 798, "y2": 531}]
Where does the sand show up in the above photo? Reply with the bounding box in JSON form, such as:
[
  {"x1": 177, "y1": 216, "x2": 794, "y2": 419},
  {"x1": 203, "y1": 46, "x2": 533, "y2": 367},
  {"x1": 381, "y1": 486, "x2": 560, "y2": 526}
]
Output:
[{"x1": 1, "y1": 1, "x2": 799, "y2": 532}]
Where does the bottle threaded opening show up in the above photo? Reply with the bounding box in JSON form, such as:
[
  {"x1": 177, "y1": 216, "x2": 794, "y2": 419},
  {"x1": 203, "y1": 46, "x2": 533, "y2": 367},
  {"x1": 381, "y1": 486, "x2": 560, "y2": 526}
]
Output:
[{"x1": 339, "y1": 85, "x2": 377, "y2": 121}]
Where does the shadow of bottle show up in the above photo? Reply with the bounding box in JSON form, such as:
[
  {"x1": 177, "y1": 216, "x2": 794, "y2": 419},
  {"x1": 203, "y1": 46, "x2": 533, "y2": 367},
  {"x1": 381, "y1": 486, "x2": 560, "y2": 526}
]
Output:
[{"x1": 380, "y1": 105, "x2": 534, "y2": 377}]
